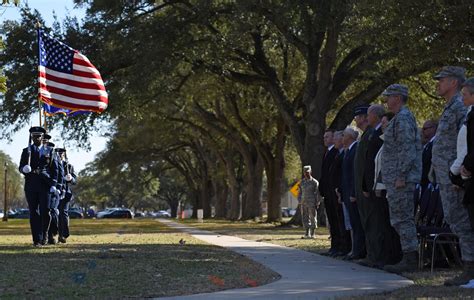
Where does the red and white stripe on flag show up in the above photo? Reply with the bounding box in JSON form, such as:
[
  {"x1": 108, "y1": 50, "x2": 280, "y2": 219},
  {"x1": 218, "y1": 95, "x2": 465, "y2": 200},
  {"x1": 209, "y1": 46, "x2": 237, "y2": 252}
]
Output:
[{"x1": 38, "y1": 30, "x2": 108, "y2": 113}]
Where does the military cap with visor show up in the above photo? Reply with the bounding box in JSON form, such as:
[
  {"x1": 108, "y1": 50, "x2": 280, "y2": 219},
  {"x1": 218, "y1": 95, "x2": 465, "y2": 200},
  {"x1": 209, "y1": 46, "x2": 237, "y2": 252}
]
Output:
[
  {"x1": 353, "y1": 106, "x2": 369, "y2": 117},
  {"x1": 29, "y1": 126, "x2": 46, "y2": 135},
  {"x1": 382, "y1": 84, "x2": 408, "y2": 97},
  {"x1": 433, "y1": 66, "x2": 466, "y2": 82}
]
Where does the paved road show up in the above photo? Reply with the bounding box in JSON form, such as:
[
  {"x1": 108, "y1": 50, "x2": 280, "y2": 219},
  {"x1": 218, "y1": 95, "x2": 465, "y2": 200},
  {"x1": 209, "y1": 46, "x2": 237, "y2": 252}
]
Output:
[{"x1": 157, "y1": 219, "x2": 412, "y2": 300}]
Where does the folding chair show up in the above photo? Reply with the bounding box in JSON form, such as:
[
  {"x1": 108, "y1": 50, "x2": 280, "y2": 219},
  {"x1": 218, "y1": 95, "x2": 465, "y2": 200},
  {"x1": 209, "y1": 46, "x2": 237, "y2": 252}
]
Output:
[{"x1": 417, "y1": 184, "x2": 462, "y2": 272}]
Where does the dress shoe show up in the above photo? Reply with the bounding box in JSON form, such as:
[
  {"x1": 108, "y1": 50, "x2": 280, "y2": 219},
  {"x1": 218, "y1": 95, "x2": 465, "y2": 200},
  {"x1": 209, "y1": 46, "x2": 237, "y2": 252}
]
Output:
[
  {"x1": 356, "y1": 258, "x2": 377, "y2": 267},
  {"x1": 58, "y1": 236, "x2": 67, "y2": 244},
  {"x1": 345, "y1": 254, "x2": 365, "y2": 261},
  {"x1": 33, "y1": 242, "x2": 42, "y2": 247},
  {"x1": 48, "y1": 238, "x2": 57, "y2": 245},
  {"x1": 331, "y1": 251, "x2": 346, "y2": 257},
  {"x1": 323, "y1": 249, "x2": 336, "y2": 256}
]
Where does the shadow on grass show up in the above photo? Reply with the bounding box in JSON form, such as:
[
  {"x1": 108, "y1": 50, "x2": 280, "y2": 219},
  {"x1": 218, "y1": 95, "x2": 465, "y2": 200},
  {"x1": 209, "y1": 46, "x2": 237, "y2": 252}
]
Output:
[{"x1": 0, "y1": 242, "x2": 280, "y2": 298}]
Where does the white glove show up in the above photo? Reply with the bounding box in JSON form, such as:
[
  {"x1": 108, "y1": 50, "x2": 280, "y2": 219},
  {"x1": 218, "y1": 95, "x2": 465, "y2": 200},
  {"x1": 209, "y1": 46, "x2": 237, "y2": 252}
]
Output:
[
  {"x1": 22, "y1": 165, "x2": 32, "y2": 174},
  {"x1": 50, "y1": 186, "x2": 57, "y2": 194},
  {"x1": 65, "y1": 174, "x2": 73, "y2": 181}
]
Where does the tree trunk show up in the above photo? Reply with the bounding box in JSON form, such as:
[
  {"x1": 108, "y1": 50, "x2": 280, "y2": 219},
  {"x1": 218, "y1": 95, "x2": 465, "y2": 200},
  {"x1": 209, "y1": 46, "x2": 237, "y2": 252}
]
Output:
[
  {"x1": 266, "y1": 167, "x2": 281, "y2": 222},
  {"x1": 191, "y1": 191, "x2": 199, "y2": 218},
  {"x1": 302, "y1": 109, "x2": 327, "y2": 179},
  {"x1": 200, "y1": 177, "x2": 212, "y2": 218},
  {"x1": 225, "y1": 160, "x2": 241, "y2": 220},
  {"x1": 241, "y1": 155, "x2": 264, "y2": 220},
  {"x1": 169, "y1": 199, "x2": 179, "y2": 218},
  {"x1": 214, "y1": 179, "x2": 228, "y2": 218},
  {"x1": 228, "y1": 183, "x2": 240, "y2": 220},
  {"x1": 266, "y1": 118, "x2": 287, "y2": 222}
]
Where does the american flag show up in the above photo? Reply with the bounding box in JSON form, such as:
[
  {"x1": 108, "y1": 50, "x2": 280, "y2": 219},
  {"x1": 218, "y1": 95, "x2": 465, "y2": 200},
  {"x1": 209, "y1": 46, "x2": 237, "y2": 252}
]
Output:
[{"x1": 38, "y1": 29, "x2": 108, "y2": 113}]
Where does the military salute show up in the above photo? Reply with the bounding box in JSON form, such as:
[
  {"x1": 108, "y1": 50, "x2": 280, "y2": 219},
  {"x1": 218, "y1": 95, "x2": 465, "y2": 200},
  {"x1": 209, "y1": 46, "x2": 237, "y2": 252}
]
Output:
[{"x1": 19, "y1": 126, "x2": 78, "y2": 247}]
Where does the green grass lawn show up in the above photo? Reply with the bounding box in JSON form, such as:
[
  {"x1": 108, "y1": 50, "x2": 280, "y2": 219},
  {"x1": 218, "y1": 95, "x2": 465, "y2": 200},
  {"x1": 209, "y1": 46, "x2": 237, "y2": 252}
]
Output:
[
  {"x1": 179, "y1": 219, "x2": 474, "y2": 299},
  {"x1": 0, "y1": 219, "x2": 279, "y2": 299}
]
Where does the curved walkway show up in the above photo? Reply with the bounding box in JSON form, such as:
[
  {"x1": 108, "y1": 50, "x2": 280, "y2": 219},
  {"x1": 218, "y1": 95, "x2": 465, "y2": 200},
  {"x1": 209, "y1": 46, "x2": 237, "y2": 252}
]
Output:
[{"x1": 157, "y1": 220, "x2": 412, "y2": 299}]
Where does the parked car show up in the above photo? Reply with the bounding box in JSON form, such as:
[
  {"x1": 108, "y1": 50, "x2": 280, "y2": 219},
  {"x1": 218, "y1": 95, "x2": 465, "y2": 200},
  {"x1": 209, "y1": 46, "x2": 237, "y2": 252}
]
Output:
[
  {"x1": 155, "y1": 210, "x2": 171, "y2": 218},
  {"x1": 134, "y1": 212, "x2": 145, "y2": 218},
  {"x1": 102, "y1": 208, "x2": 134, "y2": 219},
  {"x1": 68, "y1": 208, "x2": 84, "y2": 219},
  {"x1": 96, "y1": 208, "x2": 121, "y2": 218},
  {"x1": 9, "y1": 209, "x2": 30, "y2": 219},
  {"x1": 0, "y1": 209, "x2": 3, "y2": 219}
]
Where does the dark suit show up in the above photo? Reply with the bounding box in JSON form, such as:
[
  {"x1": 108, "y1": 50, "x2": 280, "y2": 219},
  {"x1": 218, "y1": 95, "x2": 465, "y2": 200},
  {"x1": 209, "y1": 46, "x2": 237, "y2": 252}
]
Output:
[
  {"x1": 421, "y1": 139, "x2": 434, "y2": 193},
  {"x1": 362, "y1": 126, "x2": 401, "y2": 265},
  {"x1": 320, "y1": 146, "x2": 340, "y2": 252},
  {"x1": 48, "y1": 153, "x2": 63, "y2": 241},
  {"x1": 58, "y1": 162, "x2": 77, "y2": 239},
  {"x1": 341, "y1": 142, "x2": 366, "y2": 258},
  {"x1": 328, "y1": 150, "x2": 351, "y2": 254}
]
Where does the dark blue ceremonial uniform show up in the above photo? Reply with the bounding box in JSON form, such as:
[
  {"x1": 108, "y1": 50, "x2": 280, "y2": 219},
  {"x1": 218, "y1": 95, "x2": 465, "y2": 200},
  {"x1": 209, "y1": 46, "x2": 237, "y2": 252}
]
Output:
[
  {"x1": 47, "y1": 152, "x2": 64, "y2": 244},
  {"x1": 58, "y1": 161, "x2": 77, "y2": 240},
  {"x1": 39, "y1": 149, "x2": 60, "y2": 243},
  {"x1": 19, "y1": 145, "x2": 45, "y2": 244}
]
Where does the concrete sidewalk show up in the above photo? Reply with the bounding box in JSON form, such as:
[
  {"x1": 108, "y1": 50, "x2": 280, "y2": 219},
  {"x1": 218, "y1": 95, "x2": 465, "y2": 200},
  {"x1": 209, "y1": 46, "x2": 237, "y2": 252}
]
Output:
[{"x1": 157, "y1": 219, "x2": 412, "y2": 300}]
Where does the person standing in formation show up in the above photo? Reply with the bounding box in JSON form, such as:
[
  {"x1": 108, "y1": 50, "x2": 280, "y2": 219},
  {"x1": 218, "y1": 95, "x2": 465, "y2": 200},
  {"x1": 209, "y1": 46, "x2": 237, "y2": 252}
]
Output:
[{"x1": 381, "y1": 84, "x2": 422, "y2": 274}]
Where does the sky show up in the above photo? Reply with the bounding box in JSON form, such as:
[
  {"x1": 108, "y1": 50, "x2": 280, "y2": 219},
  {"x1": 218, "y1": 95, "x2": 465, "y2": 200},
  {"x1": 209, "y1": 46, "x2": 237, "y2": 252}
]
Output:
[{"x1": 0, "y1": 1, "x2": 108, "y2": 172}]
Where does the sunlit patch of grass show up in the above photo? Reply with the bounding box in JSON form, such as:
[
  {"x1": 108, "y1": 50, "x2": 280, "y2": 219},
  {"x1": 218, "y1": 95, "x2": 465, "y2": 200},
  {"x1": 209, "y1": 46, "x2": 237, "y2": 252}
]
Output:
[
  {"x1": 0, "y1": 219, "x2": 279, "y2": 298},
  {"x1": 180, "y1": 219, "x2": 331, "y2": 254}
]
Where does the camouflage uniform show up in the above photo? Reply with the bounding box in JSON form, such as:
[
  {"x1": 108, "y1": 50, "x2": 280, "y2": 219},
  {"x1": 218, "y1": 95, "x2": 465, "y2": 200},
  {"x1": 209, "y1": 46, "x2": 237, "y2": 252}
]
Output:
[
  {"x1": 382, "y1": 105, "x2": 422, "y2": 253},
  {"x1": 298, "y1": 177, "x2": 320, "y2": 232},
  {"x1": 432, "y1": 92, "x2": 474, "y2": 262}
]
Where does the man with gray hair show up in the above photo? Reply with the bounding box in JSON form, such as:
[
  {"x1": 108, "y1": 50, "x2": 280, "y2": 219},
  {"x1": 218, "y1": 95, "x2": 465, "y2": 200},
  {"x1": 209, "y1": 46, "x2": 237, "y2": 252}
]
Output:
[
  {"x1": 381, "y1": 84, "x2": 422, "y2": 274},
  {"x1": 340, "y1": 127, "x2": 365, "y2": 260},
  {"x1": 431, "y1": 66, "x2": 474, "y2": 286},
  {"x1": 298, "y1": 165, "x2": 320, "y2": 239}
]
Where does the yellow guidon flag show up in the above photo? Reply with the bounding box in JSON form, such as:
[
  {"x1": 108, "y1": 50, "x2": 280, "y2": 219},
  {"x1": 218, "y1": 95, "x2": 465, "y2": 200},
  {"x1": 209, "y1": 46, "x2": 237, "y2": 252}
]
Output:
[{"x1": 289, "y1": 180, "x2": 301, "y2": 198}]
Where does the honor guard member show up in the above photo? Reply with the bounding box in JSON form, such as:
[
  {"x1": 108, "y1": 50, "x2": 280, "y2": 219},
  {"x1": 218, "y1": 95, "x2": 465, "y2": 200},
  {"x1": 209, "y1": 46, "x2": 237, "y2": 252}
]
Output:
[
  {"x1": 381, "y1": 84, "x2": 422, "y2": 274},
  {"x1": 39, "y1": 141, "x2": 60, "y2": 245},
  {"x1": 39, "y1": 133, "x2": 51, "y2": 157},
  {"x1": 55, "y1": 148, "x2": 77, "y2": 243},
  {"x1": 432, "y1": 66, "x2": 474, "y2": 286},
  {"x1": 298, "y1": 165, "x2": 321, "y2": 239},
  {"x1": 44, "y1": 142, "x2": 62, "y2": 244},
  {"x1": 19, "y1": 126, "x2": 47, "y2": 247}
]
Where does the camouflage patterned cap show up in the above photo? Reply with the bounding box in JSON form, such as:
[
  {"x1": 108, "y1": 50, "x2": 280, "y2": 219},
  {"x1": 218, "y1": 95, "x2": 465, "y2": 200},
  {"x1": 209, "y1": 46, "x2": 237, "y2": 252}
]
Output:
[
  {"x1": 433, "y1": 66, "x2": 466, "y2": 81},
  {"x1": 462, "y1": 77, "x2": 474, "y2": 89},
  {"x1": 382, "y1": 84, "x2": 408, "y2": 97}
]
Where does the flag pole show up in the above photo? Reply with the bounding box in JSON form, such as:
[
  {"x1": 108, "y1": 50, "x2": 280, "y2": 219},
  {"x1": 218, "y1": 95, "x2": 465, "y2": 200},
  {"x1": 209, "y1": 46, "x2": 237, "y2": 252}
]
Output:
[
  {"x1": 38, "y1": 98, "x2": 42, "y2": 127},
  {"x1": 36, "y1": 21, "x2": 43, "y2": 129}
]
